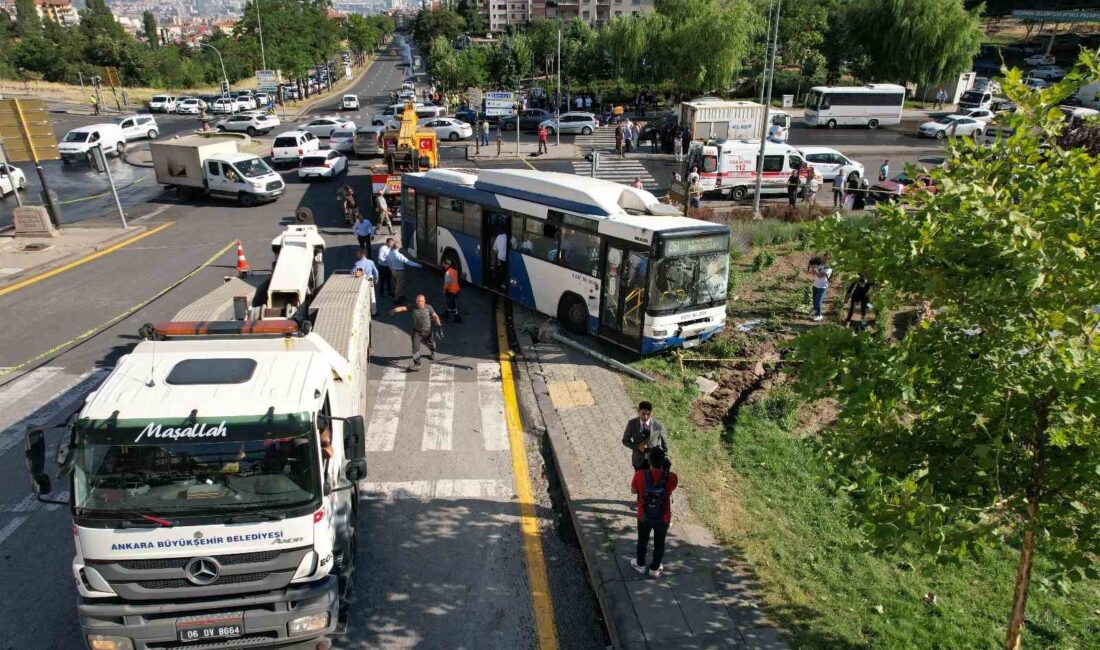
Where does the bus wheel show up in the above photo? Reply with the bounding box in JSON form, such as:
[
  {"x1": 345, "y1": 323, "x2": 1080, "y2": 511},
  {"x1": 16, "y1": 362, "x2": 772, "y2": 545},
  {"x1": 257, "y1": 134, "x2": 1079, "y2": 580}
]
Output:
[
  {"x1": 826, "y1": 119, "x2": 837, "y2": 129},
  {"x1": 730, "y1": 186, "x2": 748, "y2": 201},
  {"x1": 558, "y1": 294, "x2": 588, "y2": 334},
  {"x1": 868, "y1": 119, "x2": 880, "y2": 129}
]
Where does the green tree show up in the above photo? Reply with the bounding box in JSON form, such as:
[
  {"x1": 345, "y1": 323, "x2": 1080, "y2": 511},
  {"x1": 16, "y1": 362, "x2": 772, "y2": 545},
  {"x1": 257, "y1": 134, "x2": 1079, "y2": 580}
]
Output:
[
  {"x1": 143, "y1": 11, "x2": 158, "y2": 47},
  {"x1": 428, "y1": 35, "x2": 459, "y2": 89},
  {"x1": 795, "y1": 53, "x2": 1100, "y2": 650},
  {"x1": 777, "y1": 0, "x2": 829, "y2": 97},
  {"x1": 848, "y1": 0, "x2": 984, "y2": 88},
  {"x1": 14, "y1": 0, "x2": 42, "y2": 37},
  {"x1": 346, "y1": 14, "x2": 381, "y2": 54},
  {"x1": 654, "y1": 0, "x2": 758, "y2": 93},
  {"x1": 527, "y1": 18, "x2": 559, "y2": 77},
  {"x1": 412, "y1": 8, "x2": 465, "y2": 52}
]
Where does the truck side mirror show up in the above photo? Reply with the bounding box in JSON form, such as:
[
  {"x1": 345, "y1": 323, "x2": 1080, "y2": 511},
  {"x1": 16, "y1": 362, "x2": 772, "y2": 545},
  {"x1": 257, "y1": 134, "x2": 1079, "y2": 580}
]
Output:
[
  {"x1": 343, "y1": 415, "x2": 365, "y2": 461},
  {"x1": 25, "y1": 428, "x2": 52, "y2": 496},
  {"x1": 344, "y1": 459, "x2": 367, "y2": 482}
]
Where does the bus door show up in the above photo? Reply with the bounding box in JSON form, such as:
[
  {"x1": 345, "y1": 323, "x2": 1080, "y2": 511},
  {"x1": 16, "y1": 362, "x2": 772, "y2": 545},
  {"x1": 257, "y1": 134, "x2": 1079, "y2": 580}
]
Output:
[
  {"x1": 481, "y1": 209, "x2": 509, "y2": 294},
  {"x1": 415, "y1": 194, "x2": 438, "y2": 266},
  {"x1": 599, "y1": 242, "x2": 648, "y2": 348}
]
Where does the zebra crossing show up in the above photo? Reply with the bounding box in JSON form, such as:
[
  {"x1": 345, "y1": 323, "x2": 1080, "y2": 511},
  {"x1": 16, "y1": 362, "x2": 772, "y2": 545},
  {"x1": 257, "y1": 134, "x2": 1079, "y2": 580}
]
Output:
[
  {"x1": 0, "y1": 366, "x2": 109, "y2": 457},
  {"x1": 571, "y1": 157, "x2": 658, "y2": 189},
  {"x1": 574, "y1": 126, "x2": 618, "y2": 152},
  {"x1": 364, "y1": 361, "x2": 509, "y2": 454}
]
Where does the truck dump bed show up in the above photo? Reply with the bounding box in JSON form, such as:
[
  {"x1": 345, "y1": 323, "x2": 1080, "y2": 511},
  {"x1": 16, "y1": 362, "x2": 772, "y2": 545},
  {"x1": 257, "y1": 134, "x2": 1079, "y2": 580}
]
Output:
[
  {"x1": 172, "y1": 275, "x2": 265, "y2": 321},
  {"x1": 309, "y1": 273, "x2": 372, "y2": 365}
]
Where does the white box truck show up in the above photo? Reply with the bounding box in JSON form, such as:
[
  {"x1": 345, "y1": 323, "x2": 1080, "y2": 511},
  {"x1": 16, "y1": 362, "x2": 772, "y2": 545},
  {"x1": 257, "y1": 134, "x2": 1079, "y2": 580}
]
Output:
[
  {"x1": 678, "y1": 99, "x2": 791, "y2": 142},
  {"x1": 151, "y1": 135, "x2": 285, "y2": 207},
  {"x1": 24, "y1": 233, "x2": 373, "y2": 650}
]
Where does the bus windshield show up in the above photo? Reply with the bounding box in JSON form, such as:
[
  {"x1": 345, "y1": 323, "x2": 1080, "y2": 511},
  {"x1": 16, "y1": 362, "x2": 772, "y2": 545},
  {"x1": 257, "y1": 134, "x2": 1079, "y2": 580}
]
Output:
[
  {"x1": 72, "y1": 414, "x2": 320, "y2": 518},
  {"x1": 806, "y1": 91, "x2": 822, "y2": 110},
  {"x1": 649, "y1": 236, "x2": 729, "y2": 312}
]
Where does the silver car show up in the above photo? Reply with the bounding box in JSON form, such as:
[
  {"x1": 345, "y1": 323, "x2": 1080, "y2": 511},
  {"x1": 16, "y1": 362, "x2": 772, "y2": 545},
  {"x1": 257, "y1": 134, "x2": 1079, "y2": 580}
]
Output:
[
  {"x1": 539, "y1": 112, "x2": 597, "y2": 135},
  {"x1": 328, "y1": 128, "x2": 356, "y2": 153}
]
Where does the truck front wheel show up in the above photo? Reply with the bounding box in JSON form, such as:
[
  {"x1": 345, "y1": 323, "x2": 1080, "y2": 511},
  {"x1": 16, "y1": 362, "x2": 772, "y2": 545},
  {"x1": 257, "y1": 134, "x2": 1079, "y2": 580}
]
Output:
[{"x1": 238, "y1": 192, "x2": 256, "y2": 207}]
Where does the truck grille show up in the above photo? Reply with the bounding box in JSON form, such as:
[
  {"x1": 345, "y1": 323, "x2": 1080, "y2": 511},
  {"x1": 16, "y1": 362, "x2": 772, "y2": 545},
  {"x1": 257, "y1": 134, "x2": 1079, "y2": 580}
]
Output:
[
  {"x1": 266, "y1": 180, "x2": 283, "y2": 191},
  {"x1": 148, "y1": 632, "x2": 280, "y2": 649},
  {"x1": 118, "y1": 550, "x2": 281, "y2": 571},
  {"x1": 138, "y1": 572, "x2": 268, "y2": 590}
]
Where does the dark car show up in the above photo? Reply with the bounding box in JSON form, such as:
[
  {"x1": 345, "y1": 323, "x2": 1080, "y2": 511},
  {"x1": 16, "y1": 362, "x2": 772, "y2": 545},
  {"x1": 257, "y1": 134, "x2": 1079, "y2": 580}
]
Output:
[
  {"x1": 640, "y1": 113, "x2": 679, "y2": 142},
  {"x1": 454, "y1": 108, "x2": 487, "y2": 125},
  {"x1": 870, "y1": 172, "x2": 936, "y2": 203},
  {"x1": 500, "y1": 109, "x2": 553, "y2": 132}
]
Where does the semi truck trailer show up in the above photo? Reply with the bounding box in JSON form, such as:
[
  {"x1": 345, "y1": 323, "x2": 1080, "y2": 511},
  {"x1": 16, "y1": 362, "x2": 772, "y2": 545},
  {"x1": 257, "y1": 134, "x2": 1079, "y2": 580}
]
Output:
[{"x1": 24, "y1": 232, "x2": 373, "y2": 650}]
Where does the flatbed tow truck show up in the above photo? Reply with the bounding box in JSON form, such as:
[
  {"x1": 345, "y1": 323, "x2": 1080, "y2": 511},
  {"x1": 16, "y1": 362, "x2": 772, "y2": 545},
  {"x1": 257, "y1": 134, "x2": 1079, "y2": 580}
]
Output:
[{"x1": 25, "y1": 226, "x2": 373, "y2": 650}]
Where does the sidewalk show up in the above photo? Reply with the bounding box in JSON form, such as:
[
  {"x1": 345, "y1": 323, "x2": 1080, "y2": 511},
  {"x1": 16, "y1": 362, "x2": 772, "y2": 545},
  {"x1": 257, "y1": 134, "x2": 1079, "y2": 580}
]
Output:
[
  {"x1": 510, "y1": 306, "x2": 788, "y2": 650},
  {"x1": 0, "y1": 226, "x2": 148, "y2": 292},
  {"x1": 465, "y1": 141, "x2": 577, "y2": 161}
]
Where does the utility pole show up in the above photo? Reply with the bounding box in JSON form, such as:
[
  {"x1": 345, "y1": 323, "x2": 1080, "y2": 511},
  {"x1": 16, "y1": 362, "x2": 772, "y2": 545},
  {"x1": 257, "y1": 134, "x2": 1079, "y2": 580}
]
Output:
[
  {"x1": 255, "y1": 0, "x2": 267, "y2": 71},
  {"x1": 556, "y1": 27, "x2": 561, "y2": 148},
  {"x1": 752, "y1": 0, "x2": 782, "y2": 218},
  {"x1": 759, "y1": 2, "x2": 774, "y2": 105}
]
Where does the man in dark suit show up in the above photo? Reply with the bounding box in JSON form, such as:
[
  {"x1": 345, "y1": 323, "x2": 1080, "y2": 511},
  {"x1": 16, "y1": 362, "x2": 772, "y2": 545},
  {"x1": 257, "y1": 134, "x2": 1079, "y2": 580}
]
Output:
[{"x1": 622, "y1": 401, "x2": 668, "y2": 470}]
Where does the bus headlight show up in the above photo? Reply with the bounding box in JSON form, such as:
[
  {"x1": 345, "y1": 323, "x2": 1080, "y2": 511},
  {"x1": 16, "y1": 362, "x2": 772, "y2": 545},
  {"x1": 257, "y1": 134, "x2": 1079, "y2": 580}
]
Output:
[
  {"x1": 288, "y1": 612, "x2": 329, "y2": 636},
  {"x1": 87, "y1": 636, "x2": 133, "y2": 650},
  {"x1": 651, "y1": 329, "x2": 669, "y2": 338}
]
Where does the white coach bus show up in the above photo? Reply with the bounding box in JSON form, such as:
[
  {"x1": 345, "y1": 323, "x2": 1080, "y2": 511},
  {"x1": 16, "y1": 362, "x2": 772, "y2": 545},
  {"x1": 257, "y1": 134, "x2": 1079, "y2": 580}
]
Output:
[
  {"x1": 400, "y1": 169, "x2": 730, "y2": 354},
  {"x1": 803, "y1": 84, "x2": 906, "y2": 129}
]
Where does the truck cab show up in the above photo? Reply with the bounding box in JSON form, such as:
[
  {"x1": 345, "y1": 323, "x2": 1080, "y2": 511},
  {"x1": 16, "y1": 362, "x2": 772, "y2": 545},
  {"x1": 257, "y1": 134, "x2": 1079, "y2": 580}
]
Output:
[{"x1": 203, "y1": 153, "x2": 284, "y2": 206}]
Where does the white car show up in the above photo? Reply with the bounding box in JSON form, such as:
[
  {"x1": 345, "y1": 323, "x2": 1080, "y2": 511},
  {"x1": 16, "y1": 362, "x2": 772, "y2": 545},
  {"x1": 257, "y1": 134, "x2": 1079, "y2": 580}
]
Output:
[
  {"x1": 216, "y1": 113, "x2": 280, "y2": 135},
  {"x1": 232, "y1": 92, "x2": 258, "y2": 111},
  {"x1": 342, "y1": 94, "x2": 359, "y2": 110},
  {"x1": 1024, "y1": 53, "x2": 1056, "y2": 67},
  {"x1": 58, "y1": 123, "x2": 126, "y2": 163},
  {"x1": 1029, "y1": 66, "x2": 1067, "y2": 81},
  {"x1": 209, "y1": 97, "x2": 237, "y2": 114},
  {"x1": 797, "y1": 146, "x2": 864, "y2": 184},
  {"x1": 148, "y1": 94, "x2": 177, "y2": 112},
  {"x1": 114, "y1": 114, "x2": 159, "y2": 140},
  {"x1": 0, "y1": 163, "x2": 27, "y2": 197},
  {"x1": 327, "y1": 128, "x2": 356, "y2": 153},
  {"x1": 301, "y1": 116, "x2": 355, "y2": 138},
  {"x1": 1024, "y1": 77, "x2": 1050, "y2": 91},
  {"x1": 298, "y1": 149, "x2": 347, "y2": 180},
  {"x1": 917, "y1": 115, "x2": 987, "y2": 139},
  {"x1": 539, "y1": 112, "x2": 597, "y2": 135},
  {"x1": 422, "y1": 117, "x2": 473, "y2": 141},
  {"x1": 175, "y1": 97, "x2": 207, "y2": 114},
  {"x1": 254, "y1": 92, "x2": 272, "y2": 108},
  {"x1": 954, "y1": 108, "x2": 996, "y2": 121},
  {"x1": 271, "y1": 130, "x2": 321, "y2": 165}
]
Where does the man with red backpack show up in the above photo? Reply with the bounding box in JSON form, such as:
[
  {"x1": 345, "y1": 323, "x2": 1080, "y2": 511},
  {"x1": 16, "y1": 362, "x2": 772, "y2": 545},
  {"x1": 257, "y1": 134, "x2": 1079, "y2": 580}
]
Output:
[{"x1": 630, "y1": 447, "x2": 678, "y2": 577}]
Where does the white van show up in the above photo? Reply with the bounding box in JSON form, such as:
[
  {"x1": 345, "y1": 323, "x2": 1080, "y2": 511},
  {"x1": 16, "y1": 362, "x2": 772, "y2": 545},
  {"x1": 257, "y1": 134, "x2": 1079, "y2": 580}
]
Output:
[
  {"x1": 270, "y1": 130, "x2": 321, "y2": 166},
  {"x1": 148, "y1": 95, "x2": 177, "y2": 112},
  {"x1": 371, "y1": 103, "x2": 446, "y2": 126},
  {"x1": 114, "y1": 114, "x2": 159, "y2": 140},
  {"x1": 58, "y1": 124, "x2": 126, "y2": 164},
  {"x1": 686, "y1": 139, "x2": 819, "y2": 200}
]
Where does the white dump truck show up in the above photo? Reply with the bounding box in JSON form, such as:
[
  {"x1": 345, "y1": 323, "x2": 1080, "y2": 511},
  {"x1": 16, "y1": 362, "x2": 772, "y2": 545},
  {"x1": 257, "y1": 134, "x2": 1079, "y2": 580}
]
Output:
[
  {"x1": 24, "y1": 228, "x2": 373, "y2": 650},
  {"x1": 679, "y1": 99, "x2": 791, "y2": 143},
  {"x1": 151, "y1": 135, "x2": 285, "y2": 207}
]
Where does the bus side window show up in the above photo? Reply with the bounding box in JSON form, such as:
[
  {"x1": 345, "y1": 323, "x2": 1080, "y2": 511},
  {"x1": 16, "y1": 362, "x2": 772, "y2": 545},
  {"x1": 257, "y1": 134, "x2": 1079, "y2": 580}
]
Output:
[
  {"x1": 524, "y1": 218, "x2": 558, "y2": 261},
  {"x1": 559, "y1": 226, "x2": 600, "y2": 277},
  {"x1": 463, "y1": 202, "x2": 482, "y2": 239},
  {"x1": 402, "y1": 188, "x2": 417, "y2": 221},
  {"x1": 510, "y1": 214, "x2": 524, "y2": 251}
]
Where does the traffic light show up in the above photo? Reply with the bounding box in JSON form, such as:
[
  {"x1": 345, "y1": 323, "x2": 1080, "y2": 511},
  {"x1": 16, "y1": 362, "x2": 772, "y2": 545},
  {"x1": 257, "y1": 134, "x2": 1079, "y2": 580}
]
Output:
[
  {"x1": 221, "y1": 79, "x2": 230, "y2": 95},
  {"x1": 90, "y1": 75, "x2": 102, "y2": 87}
]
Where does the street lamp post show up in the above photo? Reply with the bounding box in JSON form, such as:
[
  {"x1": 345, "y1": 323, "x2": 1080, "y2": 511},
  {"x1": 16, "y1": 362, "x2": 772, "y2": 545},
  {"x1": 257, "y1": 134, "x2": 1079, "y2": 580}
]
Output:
[
  {"x1": 254, "y1": 0, "x2": 267, "y2": 71},
  {"x1": 752, "y1": 0, "x2": 782, "y2": 218},
  {"x1": 199, "y1": 43, "x2": 230, "y2": 102}
]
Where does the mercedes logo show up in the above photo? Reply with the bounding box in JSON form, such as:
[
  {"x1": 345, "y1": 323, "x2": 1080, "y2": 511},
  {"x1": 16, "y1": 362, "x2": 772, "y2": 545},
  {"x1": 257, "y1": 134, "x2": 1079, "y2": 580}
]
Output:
[{"x1": 184, "y1": 557, "x2": 221, "y2": 586}]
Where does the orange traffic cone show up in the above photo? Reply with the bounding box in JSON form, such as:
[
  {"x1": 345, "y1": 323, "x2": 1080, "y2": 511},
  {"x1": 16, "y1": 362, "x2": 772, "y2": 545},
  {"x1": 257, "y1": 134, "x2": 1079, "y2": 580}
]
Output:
[{"x1": 235, "y1": 240, "x2": 251, "y2": 275}]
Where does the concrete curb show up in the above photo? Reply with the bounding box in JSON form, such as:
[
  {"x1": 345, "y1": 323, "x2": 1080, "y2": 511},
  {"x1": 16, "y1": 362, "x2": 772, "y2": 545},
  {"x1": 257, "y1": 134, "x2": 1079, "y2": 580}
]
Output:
[
  {"x1": 0, "y1": 224, "x2": 149, "y2": 292},
  {"x1": 512, "y1": 329, "x2": 647, "y2": 650}
]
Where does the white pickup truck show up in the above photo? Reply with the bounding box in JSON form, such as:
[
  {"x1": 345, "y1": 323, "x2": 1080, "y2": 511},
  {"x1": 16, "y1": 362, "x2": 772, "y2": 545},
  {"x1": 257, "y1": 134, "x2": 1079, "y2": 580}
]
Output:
[{"x1": 150, "y1": 136, "x2": 285, "y2": 206}]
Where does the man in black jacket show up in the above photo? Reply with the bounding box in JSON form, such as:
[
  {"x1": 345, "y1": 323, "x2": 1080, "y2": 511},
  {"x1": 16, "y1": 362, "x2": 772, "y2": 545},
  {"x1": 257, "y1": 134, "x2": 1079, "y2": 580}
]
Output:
[{"x1": 622, "y1": 401, "x2": 669, "y2": 470}]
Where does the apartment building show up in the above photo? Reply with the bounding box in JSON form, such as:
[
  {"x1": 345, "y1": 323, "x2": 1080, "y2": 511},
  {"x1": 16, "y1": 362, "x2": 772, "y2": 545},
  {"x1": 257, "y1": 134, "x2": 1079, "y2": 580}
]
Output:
[
  {"x1": 470, "y1": 0, "x2": 649, "y2": 30},
  {"x1": 1, "y1": 0, "x2": 80, "y2": 27}
]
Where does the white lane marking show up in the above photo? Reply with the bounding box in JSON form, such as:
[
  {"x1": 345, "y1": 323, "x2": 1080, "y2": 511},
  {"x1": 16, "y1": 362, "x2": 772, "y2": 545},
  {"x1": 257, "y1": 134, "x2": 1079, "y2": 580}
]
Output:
[
  {"x1": 422, "y1": 363, "x2": 455, "y2": 451},
  {"x1": 477, "y1": 363, "x2": 509, "y2": 451},
  {"x1": 0, "y1": 367, "x2": 65, "y2": 416},
  {"x1": 2, "y1": 491, "x2": 68, "y2": 514},
  {"x1": 0, "y1": 516, "x2": 28, "y2": 546},
  {"x1": 359, "y1": 479, "x2": 512, "y2": 501},
  {"x1": 0, "y1": 368, "x2": 108, "y2": 457},
  {"x1": 365, "y1": 366, "x2": 407, "y2": 452}
]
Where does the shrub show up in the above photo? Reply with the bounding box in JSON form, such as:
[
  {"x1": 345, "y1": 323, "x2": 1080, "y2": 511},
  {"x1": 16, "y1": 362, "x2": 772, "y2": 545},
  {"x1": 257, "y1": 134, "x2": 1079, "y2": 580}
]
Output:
[{"x1": 751, "y1": 249, "x2": 776, "y2": 272}]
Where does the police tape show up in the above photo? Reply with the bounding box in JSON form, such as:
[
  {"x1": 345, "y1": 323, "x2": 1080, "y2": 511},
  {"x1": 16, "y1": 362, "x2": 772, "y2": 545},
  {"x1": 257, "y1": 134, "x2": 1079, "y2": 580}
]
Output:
[{"x1": 0, "y1": 238, "x2": 239, "y2": 384}]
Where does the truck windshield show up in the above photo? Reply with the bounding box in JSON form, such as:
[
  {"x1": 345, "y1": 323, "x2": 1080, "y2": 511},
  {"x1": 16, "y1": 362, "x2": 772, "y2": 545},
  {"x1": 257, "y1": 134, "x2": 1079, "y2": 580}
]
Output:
[
  {"x1": 72, "y1": 413, "x2": 320, "y2": 516},
  {"x1": 234, "y1": 157, "x2": 274, "y2": 178},
  {"x1": 648, "y1": 236, "x2": 730, "y2": 312}
]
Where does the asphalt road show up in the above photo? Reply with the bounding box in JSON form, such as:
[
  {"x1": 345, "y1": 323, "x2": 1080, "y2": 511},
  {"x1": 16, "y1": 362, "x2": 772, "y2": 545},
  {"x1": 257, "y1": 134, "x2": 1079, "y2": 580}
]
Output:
[{"x1": 0, "y1": 41, "x2": 604, "y2": 650}]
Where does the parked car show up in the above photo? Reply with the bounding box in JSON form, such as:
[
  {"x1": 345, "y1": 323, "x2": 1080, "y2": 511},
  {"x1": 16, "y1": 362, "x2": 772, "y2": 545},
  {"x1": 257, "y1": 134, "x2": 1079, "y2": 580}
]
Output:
[
  {"x1": 328, "y1": 128, "x2": 356, "y2": 152},
  {"x1": 298, "y1": 149, "x2": 347, "y2": 180},
  {"x1": 0, "y1": 163, "x2": 26, "y2": 197},
  {"x1": 353, "y1": 125, "x2": 385, "y2": 157},
  {"x1": 954, "y1": 108, "x2": 997, "y2": 121},
  {"x1": 254, "y1": 92, "x2": 272, "y2": 108},
  {"x1": 422, "y1": 117, "x2": 473, "y2": 141},
  {"x1": 342, "y1": 94, "x2": 360, "y2": 110},
  {"x1": 500, "y1": 109, "x2": 553, "y2": 132},
  {"x1": 797, "y1": 146, "x2": 864, "y2": 184},
  {"x1": 215, "y1": 113, "x2": 280, "y2": 135},
  {"x1": 302, "y1": 116, "x2": 356, "y2": 138},
  {"x1": 871, "y1": 172, "x2": 937, "y2": 202},
  {"x1": 148, "y1": 95, "x2": 177, "y2": 112},
  {"x1": 271, "y1": 130, "x2": 321, "y2": 166},
  {"x1": 281, "y1": 84, "x2": 300, "y2": 100},
  {"x1": 231, "y1": 92, "x2": 258, "y2": 111},
  {"x1": 1023, "y1": 77, "x2": 1050, "y2": 91},
  {"x1": 175, "y1": 97, "x2": 207, "y2": 114},
  {"x1": 58, "y1": 124, "x2": 126, "y2": 164},
  {"x1": 1029, "y1": 65, "x2": 1067, "y2": 81},
  {"x1": 539, "y1": 112, "x2": 598, "y2": 135},
  {"x1": 918, "y1": 115, "x2": 987, "y2": 139},
  {"x1": 114, "y1": 114, "x2": 159, "y2": 140},
  {"x1": 454, "y1": 108, "x2": 486, "y2": 125},
  {"x1": 1024, "y1": 53, "x2": 1056, "y2": 66},
  {"x1": 209, "y1": 97, "x2": 238, "y2": 114}
]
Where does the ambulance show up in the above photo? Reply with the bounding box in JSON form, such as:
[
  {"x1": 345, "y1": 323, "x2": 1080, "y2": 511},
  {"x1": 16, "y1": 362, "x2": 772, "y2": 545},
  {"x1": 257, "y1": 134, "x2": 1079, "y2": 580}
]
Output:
[{"x1": 685, "y1": 139, "x2": 819, "y2": 200}]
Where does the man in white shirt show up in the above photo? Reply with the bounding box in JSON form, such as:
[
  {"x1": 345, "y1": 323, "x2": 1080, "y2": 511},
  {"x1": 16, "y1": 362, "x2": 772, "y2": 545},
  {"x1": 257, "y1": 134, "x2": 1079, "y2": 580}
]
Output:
[
  {"x1": 352, "y1": 249, "x2": 379, "y2": 315},
  {"x1": 387, "y1": 238, "x2": 421, "y2": 304},
  {"x1": 376, "y1": 238, "x2": 394, "y2": 299},
  {"x1": 375, "y1": 193, "x2": 393, "y2": 235},
  {"x1": 492, "y1": 230, "x2": 508, "y2": 291}
]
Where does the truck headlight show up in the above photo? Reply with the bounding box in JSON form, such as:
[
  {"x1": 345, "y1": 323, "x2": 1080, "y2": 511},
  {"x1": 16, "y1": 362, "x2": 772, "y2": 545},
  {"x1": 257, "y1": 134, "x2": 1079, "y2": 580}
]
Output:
[
  {"x1": 288, "y1": 612, "x2": 329, "y2": 636},
  {"x1": 87, "y1": 636, "x2": 134, "y2": 650}
]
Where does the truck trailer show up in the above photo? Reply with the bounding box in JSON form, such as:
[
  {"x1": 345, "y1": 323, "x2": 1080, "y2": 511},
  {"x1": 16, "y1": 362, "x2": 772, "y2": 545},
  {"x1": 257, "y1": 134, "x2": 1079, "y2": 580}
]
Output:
[
  {"x1": 678, "y1": 99, "x2": 791, "y2": 143},
  {"x1": 151, "y1": 135, "x2": 285, "y2": 207},
  {"x1": 24, "y1": 237, "x2": 373, "y2": 650}
]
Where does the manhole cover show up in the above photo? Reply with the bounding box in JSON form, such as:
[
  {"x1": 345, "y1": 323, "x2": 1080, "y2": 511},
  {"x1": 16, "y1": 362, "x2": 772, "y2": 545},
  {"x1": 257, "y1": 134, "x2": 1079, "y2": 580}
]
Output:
[{"x1": 19, "y1": 242, "x2": 53, "y2": 252}]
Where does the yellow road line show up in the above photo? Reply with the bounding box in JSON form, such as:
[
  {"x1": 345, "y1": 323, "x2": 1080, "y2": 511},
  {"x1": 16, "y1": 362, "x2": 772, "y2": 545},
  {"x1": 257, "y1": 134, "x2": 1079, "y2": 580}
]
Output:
[
  {"x1": 0, "y1": 221, "x2": 173, "y2": 298},
  {"x1": 520, "y1": 156, "x2": 537, "y2": 170},
  {"x1": 496, "y1": 303, "x2": 559, "y2": 650}
]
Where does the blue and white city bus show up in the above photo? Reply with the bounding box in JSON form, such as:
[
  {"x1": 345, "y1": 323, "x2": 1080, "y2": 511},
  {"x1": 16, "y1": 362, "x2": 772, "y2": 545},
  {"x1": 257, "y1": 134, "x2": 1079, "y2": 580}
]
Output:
[{"x1": 400, "y1": 169, "x2": 730, "y2": 354}]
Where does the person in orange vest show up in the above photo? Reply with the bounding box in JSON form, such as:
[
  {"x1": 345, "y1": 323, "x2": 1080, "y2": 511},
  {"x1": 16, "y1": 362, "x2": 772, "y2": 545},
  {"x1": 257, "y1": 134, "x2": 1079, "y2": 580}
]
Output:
[{"x1": 442, "y1": 257, "x2": 461, "y2": 323}]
